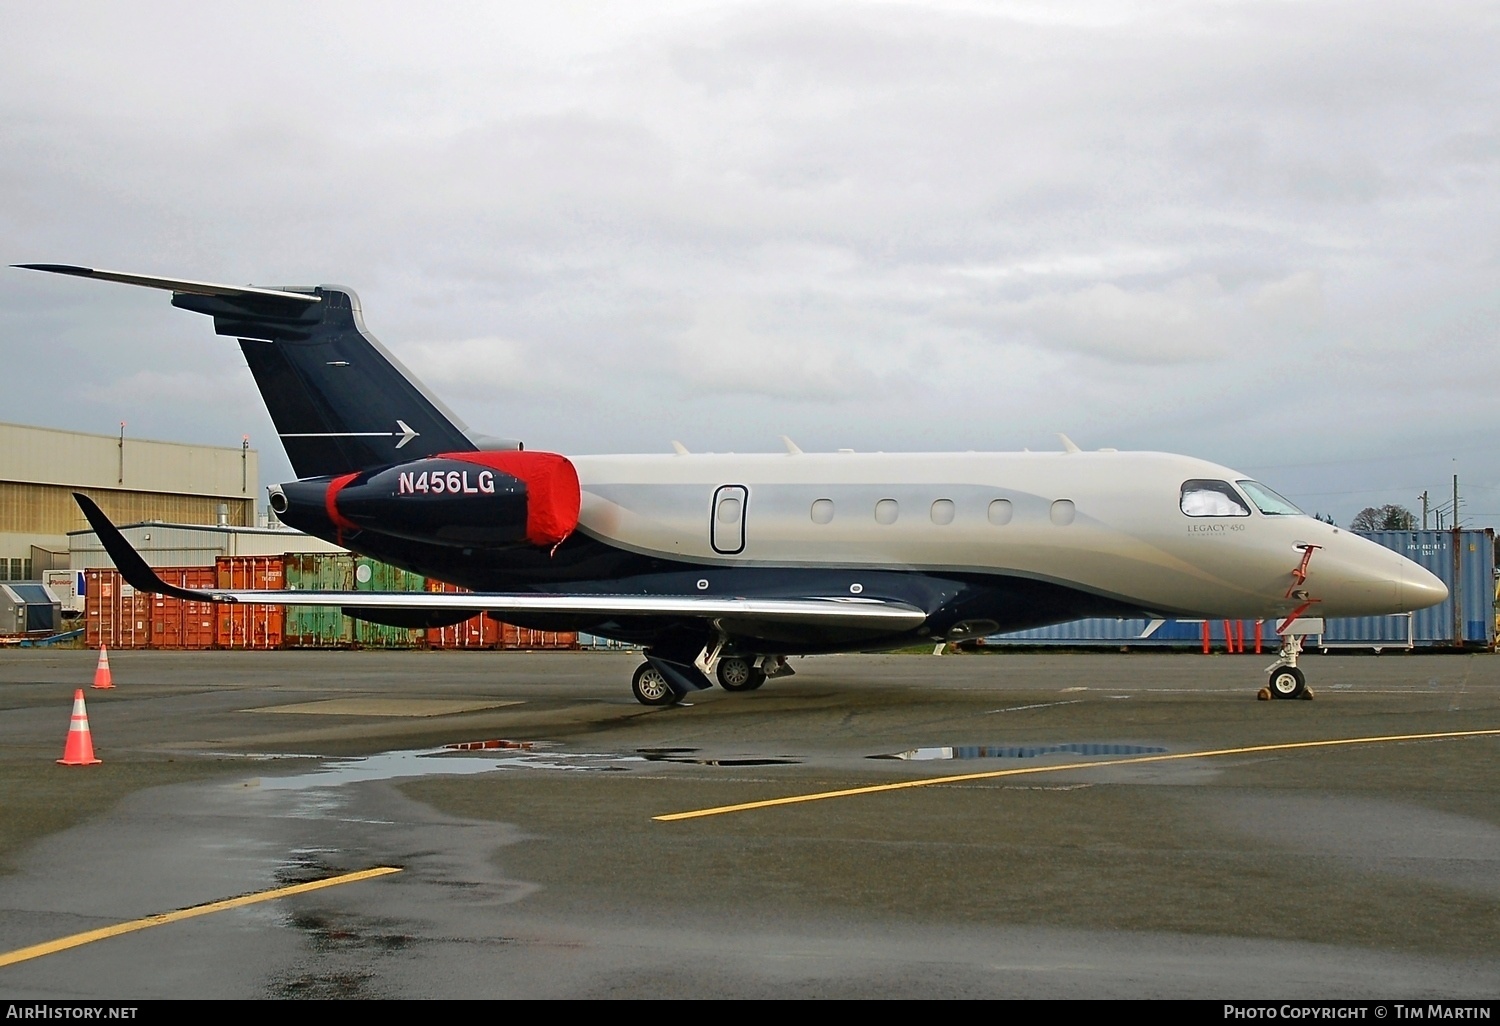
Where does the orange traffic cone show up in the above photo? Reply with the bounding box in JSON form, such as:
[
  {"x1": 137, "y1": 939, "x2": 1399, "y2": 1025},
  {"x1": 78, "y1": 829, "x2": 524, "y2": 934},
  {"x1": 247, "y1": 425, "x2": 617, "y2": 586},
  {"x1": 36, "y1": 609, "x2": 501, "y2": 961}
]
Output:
[
  {"x1": 91, "y1": 645, "x2": 114, "y2": 690},
  {"x1": 58, "y1": 689, "x2": 102, "y2": 766}
]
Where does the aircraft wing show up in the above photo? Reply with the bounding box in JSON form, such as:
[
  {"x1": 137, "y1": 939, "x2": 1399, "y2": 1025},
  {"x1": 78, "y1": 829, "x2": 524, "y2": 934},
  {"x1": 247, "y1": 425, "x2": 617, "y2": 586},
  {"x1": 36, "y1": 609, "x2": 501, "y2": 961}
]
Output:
[{"x1": 73, "y1": 494, "x2": 927, "y2": 631}]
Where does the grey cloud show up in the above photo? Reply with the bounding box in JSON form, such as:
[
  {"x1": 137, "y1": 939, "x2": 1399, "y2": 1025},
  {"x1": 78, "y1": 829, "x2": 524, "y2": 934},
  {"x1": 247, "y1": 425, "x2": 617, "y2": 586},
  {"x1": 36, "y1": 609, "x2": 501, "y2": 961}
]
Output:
[{"x1": 2, "y1": 1, "x2": 1498, "y2": 525}]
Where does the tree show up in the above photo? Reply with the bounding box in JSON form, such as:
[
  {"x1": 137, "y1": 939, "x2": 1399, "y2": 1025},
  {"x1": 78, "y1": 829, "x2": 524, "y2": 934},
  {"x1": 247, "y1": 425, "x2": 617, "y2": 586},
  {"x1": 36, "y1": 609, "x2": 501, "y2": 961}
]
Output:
[
  {"x1": 1313, "y1": 512, "x2": 1335, "y2": 524},
  {"x1": 1350, "y1": 504, "x2": 1418, "y2": 531}
]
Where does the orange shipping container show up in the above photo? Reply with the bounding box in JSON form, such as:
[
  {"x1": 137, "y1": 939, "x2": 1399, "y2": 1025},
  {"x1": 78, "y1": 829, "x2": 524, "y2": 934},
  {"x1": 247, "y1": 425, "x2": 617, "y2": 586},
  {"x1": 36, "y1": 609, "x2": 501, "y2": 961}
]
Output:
[
  {"x1": 86, "y1": 567, "x2": 218, "y2": 649},
  {"x1": 147, "y1": 568, "x2": 219, "y2": 650},
  {"x1": 425, "y1": 580, "x2": 501, "y2": 649},
  {"x1": 85, "y1": 569, "x2": 151, "y2": 649},
  {"x1": 500, "y1": 623, "x2": 579, "y2": 650},
  {"x1": 215, "y1": 556, "x2": 285, "y2": 649}
]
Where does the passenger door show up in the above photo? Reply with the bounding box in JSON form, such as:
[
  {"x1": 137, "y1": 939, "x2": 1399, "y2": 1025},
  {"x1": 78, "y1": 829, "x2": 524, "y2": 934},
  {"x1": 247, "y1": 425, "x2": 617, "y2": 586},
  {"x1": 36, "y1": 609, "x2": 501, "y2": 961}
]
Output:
[{"x1": 711, "y1": 485, "x2": 748, "y2": 555}]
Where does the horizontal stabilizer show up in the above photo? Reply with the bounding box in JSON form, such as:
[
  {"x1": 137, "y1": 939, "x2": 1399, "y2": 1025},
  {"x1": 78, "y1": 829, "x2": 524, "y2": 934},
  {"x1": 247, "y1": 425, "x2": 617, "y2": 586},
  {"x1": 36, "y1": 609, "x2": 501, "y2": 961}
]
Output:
[
  {"x1": 14, "y1": 264, "x2": 320, "y2": 304},
  {"x1": 73, "y1": 494, "x2": 927, "y2": 630},
  {"x1": 28, "y1": 263, "x2": 480, "y2": 477}
]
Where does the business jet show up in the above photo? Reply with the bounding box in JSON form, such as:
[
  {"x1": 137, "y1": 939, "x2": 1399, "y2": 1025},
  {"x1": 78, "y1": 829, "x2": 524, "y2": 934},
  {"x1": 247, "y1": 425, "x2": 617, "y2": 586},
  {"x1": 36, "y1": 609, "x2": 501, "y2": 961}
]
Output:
[{"x1": 18, "y1": 264, "x2": 1449, "y2": 705}]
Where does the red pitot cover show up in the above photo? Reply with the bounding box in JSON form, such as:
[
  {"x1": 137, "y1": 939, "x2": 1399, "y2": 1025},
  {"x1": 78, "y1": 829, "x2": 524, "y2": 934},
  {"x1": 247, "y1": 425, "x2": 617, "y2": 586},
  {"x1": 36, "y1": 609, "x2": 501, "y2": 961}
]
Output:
[{"x1": 440, "y1": 450, "x2": 581, "y2": 547}]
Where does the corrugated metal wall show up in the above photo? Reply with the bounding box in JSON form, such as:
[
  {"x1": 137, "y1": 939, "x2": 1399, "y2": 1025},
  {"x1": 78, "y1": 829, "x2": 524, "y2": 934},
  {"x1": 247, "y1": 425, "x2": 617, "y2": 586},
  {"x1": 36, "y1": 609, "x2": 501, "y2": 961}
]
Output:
[{"x1": 4, "y1": 482, "x2": 252, "y2": 537}]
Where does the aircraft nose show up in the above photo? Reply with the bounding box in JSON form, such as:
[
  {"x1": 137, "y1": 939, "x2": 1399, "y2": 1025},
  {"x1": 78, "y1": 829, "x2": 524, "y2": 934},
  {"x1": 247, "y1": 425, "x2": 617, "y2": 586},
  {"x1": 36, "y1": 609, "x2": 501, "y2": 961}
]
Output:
[{"x1": 1402, "y1": 562, "x2": 1449, "y2": 610}]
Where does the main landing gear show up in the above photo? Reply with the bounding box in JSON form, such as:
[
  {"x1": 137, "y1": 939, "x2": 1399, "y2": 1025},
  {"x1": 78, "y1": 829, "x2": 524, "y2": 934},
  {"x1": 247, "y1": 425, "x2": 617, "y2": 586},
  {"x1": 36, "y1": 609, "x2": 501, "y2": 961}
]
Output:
[
  {"x1": 632, "y1": 662, "x2": 679, "y2": 707},
  {"x1": 715, "y1": 656, "x2": 765, "y2": 692},
  {"x1": 630, "y1": 651, "x2": 794, "y2": 706}
]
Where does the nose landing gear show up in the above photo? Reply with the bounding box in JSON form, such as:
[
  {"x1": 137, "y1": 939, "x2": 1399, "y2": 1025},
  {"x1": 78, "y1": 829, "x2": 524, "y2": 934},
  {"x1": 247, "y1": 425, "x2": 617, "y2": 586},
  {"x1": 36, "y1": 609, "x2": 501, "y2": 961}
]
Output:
[
  {"x1": 631, "y1": 649, "x2": 796, "y2": 705},
  {"x1": 1263, "y1": 630, "x2": 1315, "y2": 700}
]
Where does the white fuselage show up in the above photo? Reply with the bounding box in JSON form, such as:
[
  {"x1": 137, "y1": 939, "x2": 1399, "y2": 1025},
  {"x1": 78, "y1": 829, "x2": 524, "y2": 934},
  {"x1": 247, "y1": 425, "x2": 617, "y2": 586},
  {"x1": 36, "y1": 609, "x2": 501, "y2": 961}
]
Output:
[{"x1": 572, "y1": 449, "x2": 1448, "y2": 620}]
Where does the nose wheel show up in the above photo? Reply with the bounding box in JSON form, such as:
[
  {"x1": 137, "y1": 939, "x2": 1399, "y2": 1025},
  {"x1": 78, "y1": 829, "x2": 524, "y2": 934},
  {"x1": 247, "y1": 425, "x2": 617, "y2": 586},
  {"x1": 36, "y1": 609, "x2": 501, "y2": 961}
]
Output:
[{"x1": 1267, "y1": 665, "x2": 1307, "y2": 699}]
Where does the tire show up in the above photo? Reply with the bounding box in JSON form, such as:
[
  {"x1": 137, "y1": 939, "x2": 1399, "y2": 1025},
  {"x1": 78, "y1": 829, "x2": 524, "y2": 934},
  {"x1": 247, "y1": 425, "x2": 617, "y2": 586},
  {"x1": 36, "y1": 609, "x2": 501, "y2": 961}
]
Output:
[
  {"x1": 716, "y1": 657, "x2": 765, "y2": 692},
  {"x1": 632, "y1": 663, "x2": 680, "y2": 706},
  {"x1": 1267, "y1": 665, "x2": 1307, "y2": 700}
]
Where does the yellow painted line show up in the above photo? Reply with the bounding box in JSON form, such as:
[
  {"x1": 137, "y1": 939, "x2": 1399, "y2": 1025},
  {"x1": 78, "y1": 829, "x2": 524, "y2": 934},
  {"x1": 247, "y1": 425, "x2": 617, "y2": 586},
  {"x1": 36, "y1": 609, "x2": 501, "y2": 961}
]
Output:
[
  {"x1": 0, "y1": 866, "x2": 401, "y2": 969},
  {"x1": 655, "y1": 728, "x2": 1500, "y2": 822}
]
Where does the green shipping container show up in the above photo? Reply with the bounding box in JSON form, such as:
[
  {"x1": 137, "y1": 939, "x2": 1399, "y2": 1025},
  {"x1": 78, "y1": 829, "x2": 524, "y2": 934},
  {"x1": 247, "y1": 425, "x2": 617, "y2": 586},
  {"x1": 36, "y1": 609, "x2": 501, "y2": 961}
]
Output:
[
  {"x1": 283, "y1": 552, "x2": 354, "y2": 648},
  {"x1": 352, "y1": 556, "x2": 426, "y2": 649}
]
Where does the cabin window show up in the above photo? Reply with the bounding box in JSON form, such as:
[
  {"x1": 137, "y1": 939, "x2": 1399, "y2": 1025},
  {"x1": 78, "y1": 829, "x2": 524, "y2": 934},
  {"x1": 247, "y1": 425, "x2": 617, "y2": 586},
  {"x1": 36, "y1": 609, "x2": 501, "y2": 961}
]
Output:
[
  {"x1": 1180, "y1": 479, "x2": 1250, "y2": 517},
  {"x1": 717, "y1": 496, "x2": 742, "y2": 523},
  {"x1": 930, "y1": 499, "x2": 955, "y2": 525},
  {"x1": 1050, "y1": 499, "x2": 1075, "y2": 526},
  {"x1": 987, "y1": 498, "x2": 1013, "y2": 525},
  {"x1": 810, "y1": 498, "x2": 835, "y2": 524},
  {"x1": 875, "y1": 498, "x2": 899, "y2": 525},
  {"x1": 1237, "y1": 480, "x2": 1304, "y2": 516}
]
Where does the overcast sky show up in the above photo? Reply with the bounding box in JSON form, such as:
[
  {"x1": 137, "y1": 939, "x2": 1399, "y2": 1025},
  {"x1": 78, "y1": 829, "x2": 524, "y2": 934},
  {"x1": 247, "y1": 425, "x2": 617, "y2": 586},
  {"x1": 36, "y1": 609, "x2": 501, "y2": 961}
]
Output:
[{"x1": 2, "y1": 1, "x2": 1497, "y2": 529}]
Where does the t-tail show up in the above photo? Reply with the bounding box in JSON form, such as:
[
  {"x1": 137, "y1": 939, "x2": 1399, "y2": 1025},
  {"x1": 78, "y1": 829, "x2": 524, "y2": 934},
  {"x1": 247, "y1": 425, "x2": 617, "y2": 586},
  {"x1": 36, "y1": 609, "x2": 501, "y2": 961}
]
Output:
[{"x1": 14, "y1": 264, "x2": 519, "y2": 478}]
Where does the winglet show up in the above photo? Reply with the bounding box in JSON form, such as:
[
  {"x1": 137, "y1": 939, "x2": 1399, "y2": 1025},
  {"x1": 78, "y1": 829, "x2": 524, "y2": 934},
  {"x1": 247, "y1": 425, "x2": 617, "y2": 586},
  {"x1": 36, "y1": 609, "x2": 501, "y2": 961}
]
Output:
[
  {"x1": 780, "y1": 435, "x2": 803, "y2": 455},
  {"x1": 1058, "y1": 433, "x2": 1081, "y2": 453},
  {"x1": 72, "y1": 494, "x2": 220, "y2": 602}
]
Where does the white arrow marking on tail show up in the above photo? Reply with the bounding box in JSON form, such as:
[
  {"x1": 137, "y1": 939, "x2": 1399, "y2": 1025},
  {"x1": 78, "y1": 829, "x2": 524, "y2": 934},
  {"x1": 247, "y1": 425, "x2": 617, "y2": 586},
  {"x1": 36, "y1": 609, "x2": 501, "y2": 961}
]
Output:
[{"x1": 279, "y1": 421, "x2": 423, "y2": 447}]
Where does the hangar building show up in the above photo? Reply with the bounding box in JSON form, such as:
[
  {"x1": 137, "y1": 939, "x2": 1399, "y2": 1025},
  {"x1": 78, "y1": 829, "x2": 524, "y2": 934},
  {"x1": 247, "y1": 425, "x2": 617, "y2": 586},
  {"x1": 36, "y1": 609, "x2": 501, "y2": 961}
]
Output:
[{"x1": 0, "y1": 421, "x2": 259, "y2": 581}]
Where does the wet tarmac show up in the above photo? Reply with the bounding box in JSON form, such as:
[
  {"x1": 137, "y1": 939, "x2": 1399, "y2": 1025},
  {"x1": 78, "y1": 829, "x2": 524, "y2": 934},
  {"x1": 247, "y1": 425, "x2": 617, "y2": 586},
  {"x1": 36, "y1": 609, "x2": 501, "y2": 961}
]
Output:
[{"x1": 0, "y1": 648, "x2": 1497, "y2": 998}]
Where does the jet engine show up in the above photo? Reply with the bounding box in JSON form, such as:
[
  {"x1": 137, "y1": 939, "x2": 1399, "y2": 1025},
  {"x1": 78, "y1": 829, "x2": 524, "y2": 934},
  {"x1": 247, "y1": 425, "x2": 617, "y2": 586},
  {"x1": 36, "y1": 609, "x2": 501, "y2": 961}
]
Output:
[{"x1": 269, "y1": 451, "x2": 580, "y2": 548}]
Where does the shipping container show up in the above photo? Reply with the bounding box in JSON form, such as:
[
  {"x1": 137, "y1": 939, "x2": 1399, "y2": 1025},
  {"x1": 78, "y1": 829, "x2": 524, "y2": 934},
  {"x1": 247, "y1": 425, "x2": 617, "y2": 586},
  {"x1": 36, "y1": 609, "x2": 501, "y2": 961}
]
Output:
[
  {"x1": 352, "y1": 557, "x2": 425, "y2": 649},
  {"x1": 282, "y1": 552, "x2": 354, "y2": 648},
  {"x1": 86, "y1": 566, "x2": 217, "y2": 649},
  {"x1": 979, "y1": 617, "x2": 1274, "y2": 649},
  {"x1": 501, "y1": 623, "x2": 578, "y2": 650},
  {"x1": 146, "y1": 567, "x2": 219, "y2": 649},
  {"x1": 215, "y1": 556, "x2": 285, "y2": 649},
  {"x1": 980, "y1": 529, "x2": 1497, "y2": 652},
  {"x1": 1320, "y1": 529, "x2": 1496, "y2": 649},
  {"x1": 425, "y1": 581, "x2": 502, "y2": 649},
  {"x1": 577, "y1": 632, "x2": 641, "y2": 651},
  {"x1": 85, "y1": 569, "x2": 148, "y2": 648}
]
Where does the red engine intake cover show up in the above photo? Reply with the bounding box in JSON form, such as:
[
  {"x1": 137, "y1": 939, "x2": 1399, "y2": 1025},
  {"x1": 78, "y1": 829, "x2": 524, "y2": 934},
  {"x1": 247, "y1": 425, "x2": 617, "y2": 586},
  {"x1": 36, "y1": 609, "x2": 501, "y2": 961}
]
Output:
[{"x1": 439, "y1": 450, "x2": 581, "y2": 546}]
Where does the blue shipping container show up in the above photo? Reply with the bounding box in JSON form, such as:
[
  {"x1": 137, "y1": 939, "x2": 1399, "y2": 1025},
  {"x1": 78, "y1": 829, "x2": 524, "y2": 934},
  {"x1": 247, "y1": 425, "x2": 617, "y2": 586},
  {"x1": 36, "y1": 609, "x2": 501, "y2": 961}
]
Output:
[
  {"x1": 1321, "y1": 529, "x2": 1495, "y2": 648},
  {"x1": 981, "y1": 529, "x2": 1495, "y2": 650}
]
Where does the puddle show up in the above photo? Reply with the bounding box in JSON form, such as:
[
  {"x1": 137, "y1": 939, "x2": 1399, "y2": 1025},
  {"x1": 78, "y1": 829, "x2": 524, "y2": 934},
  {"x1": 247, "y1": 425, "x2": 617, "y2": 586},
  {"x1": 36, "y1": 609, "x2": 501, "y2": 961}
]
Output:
[
  {"x1": 260, "y1": 746, "x2": 643, "y2": 790},
  {"x1": 871, "y1": 743, "x2": 1169, "y2": 761},
  {"x1": 636, "y1": 747, "x2": 799, "y2": 766},
  {"x1": 256, "y1": 742, "x2": 802, "y2": 790},
  {"x1": 445, "y1": 739, "x2": 536, "y2": 751}
]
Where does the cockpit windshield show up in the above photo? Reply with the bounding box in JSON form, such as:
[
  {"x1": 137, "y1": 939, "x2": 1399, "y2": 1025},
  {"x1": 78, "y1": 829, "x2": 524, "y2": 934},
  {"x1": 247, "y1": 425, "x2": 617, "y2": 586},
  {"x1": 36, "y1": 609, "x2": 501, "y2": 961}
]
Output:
[
  {"x1": 1236, "y1": 480, "x2": 1304, "y2": 516},
  {"x1": 1180, "y1": 480, "x2": 1250, "y2": 517}
]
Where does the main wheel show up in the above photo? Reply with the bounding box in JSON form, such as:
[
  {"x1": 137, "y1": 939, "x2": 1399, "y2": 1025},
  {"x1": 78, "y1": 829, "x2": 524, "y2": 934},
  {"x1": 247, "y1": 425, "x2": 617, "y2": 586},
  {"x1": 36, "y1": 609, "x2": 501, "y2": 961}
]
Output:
[
  {"x1": 716, "y1": 657, "x2": 766, "y2": 692},
  {"x1": 632, "y1": 663, "x2": 680, "y2": 706},
  {"x1": 1267, "y1": 665, "x2": 1307, "y2": 700}
]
